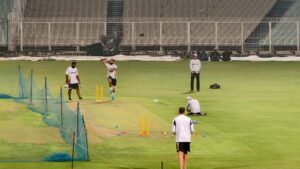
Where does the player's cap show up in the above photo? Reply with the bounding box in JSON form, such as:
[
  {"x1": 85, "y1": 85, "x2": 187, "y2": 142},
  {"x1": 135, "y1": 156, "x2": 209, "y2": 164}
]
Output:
[
  {"x1": 71, "y1": 61, "x2": 77, "y2": 64},
  {"x1": 186, "y1": 96, "x2": 192, "y2": 100}
]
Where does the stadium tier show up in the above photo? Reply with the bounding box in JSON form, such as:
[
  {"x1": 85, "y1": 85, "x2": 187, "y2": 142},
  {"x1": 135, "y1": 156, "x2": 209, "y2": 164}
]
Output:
[
  {"x1": 1, "y1": 0, "x2": 300, "y2": 53},
  {"x1": 123, "y1": 0, "x2": 277, "y2": 18},
  {"x1": 0, "y1": 0, "x2": 12, "y2": 47},
  {"x1": 24, "y1": 0, "x2": 107, "y2": 20},
  {"x1": 257, "y1": 0, "x2": 300, "y2": 50}
]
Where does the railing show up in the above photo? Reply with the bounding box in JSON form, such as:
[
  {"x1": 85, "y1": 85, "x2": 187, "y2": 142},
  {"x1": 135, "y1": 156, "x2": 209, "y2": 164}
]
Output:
[{"x1": 13, "y1": 17, "x2": 300, "y2": 23}]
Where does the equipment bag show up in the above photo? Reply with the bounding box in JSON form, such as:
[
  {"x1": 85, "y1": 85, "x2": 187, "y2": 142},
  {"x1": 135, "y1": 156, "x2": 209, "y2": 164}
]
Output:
[{"x1": 210, "y1": 83, "x2": 221, "y2": 89}]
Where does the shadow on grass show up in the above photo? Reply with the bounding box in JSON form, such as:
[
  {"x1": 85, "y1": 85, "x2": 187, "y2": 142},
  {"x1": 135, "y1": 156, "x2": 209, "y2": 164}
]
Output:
[
  {"x1": 213, "y1": 165, "x2": 250, "y2": 169},
  {"x1": 181, "y1": 91, "x2": 193, "y2": 94},
  {"x1": 79, "y1": 99, "x2": 113, "y2": 104},
  {"x1": 112, "y1": 167, "x2": 148, "y2": 169}
]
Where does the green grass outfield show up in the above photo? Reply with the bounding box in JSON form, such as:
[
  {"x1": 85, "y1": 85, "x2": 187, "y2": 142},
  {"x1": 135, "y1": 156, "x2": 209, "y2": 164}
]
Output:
[{"x1": 0, "y1": 60, "x2": 300, "y2": 169}]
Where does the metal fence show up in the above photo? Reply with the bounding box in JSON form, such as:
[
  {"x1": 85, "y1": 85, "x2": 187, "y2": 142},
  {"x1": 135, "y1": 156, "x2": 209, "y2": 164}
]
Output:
[{"x1": 2, "y1": 20, "x2": 300, "y2": 53}]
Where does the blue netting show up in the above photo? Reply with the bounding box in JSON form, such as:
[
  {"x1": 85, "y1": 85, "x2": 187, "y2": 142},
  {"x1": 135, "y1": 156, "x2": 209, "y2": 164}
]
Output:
[
  {"x1": 12, "y1": 67, "x2": 89, "y2": 161},
  {"x1": 0, "y1": 94, "x2": 12, "y2": 99},
  {"x1": 43, "y1": 153, "x2": 72, "y2": 162}
]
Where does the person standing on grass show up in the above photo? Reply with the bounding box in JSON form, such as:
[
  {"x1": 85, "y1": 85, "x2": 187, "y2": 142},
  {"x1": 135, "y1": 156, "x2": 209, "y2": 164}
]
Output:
[
  {"x1": 101, "y1": 58, "x2": 118, "y2": 100},
  {"x1": 65, "y1": 61, "x2": 82, "y2": 101},
  {"x1": 190, "y1": 53, "x2": 201, "y2": 92},
  {"x1": 172, "y1": 107, "x2": 194, "y2": 169}
]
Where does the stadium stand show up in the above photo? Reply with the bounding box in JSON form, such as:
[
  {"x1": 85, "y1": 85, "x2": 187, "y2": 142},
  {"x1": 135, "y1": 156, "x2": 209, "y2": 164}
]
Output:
[
  {"x1": 122, "y1": 0, "x2": 277, "y2": 48},
  {"x1": 24, "y1": 0, "x2": 107, "y2": 20},
  {"x1": 19, "y1": 0, "x2": 279, "y2": 47},
  {"x1": 123, "y1": 0, "x2": 277, "y2": 19},
  {"x1": 106, "y1": 0, "x2": 124, "y2": 37},
  {"x1": 2, "y1": 0, "x2": 300, "y2": 54},
  {"x1": 0, "y1": 0, "x2": 11, "y2": 47},
  {"x1": 261, "y1": 0, "x2": 299, "y2": 50},
  {"x1": 6, "y1": 0, "x2": 107, "y2": 52},
  {"x1": 245, "y1": 0, "x2": 297, "y2": 50}
]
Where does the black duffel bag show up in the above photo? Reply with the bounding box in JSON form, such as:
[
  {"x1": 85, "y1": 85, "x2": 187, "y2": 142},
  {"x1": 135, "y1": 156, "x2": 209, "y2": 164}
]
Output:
[{"x1": 210, "y1": 83, "x2": 221, "y2": 89}]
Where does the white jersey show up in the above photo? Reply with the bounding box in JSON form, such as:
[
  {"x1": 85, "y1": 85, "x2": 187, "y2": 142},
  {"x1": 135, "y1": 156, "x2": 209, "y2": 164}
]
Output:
[
  {"x1": 172, "y1": 114, "x2": 194, "y2": 143},
  {"x1": 186, "y1": 99, "x2": 201, "y2": 114},
  {"x1": 65, "y1": 66, "x2": 79, "y2": 84},
  {"x1": 190, "y1": 59, "x2": 201, "y2": 73},
  {"x1": 105, "y1": 63, "x2": 117, "y2": 79}
]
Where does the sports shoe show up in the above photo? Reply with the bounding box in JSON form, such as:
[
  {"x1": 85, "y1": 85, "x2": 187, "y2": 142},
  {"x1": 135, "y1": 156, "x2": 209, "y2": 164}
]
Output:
[{"x1": 79, "y1": 97, "x2": 83, "y2": 100}]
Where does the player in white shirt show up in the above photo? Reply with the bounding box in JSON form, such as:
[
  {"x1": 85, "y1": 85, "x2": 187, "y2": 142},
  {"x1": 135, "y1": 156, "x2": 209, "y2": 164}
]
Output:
[
  {"x1": 172, "y1": 107, "x2": 194, "y2": 169},
  {"x1": 190, "y1": 53, "x2": 201, "y2": 92},
  {"x1": 186, "y1": 96, "x2": 206, "y2": 116},
  {"x1": 65, "y1": 62, "x2": 82, "y2": 101},
  {"x1": 101, "y1": 58, "x2": 118, "y2": 100}
]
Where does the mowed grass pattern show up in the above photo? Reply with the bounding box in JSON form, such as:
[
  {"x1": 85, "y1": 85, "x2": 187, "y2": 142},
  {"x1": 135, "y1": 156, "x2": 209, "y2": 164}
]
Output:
[{"x1": 0, "y1": 61, "x2": 299, "y2": 169}]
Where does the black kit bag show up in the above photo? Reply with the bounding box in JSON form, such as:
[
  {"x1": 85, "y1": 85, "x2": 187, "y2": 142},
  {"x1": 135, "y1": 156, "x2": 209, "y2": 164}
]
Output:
[{"x1": 210, "y1": 83, "x2": 221, "y2": 89}]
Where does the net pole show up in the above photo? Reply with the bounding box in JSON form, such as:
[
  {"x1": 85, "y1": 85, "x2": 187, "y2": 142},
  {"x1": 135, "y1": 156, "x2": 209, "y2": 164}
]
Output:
[
  {"x1": 71, "y1": 132, "x2": 75, "y2": 169},
  {"x1": 60, "y1": 87, "x2": 63, "y2": 127},
  {"x1": 18, "y1": 65, "x2": 24, "y2": 97},
  {"x1": 77, "y1": 102, "x2": 80, "y2": 138},
  {"x1": 82, "y1": 115, "x2": 89, "y2": 161},
  {"x1": 30, "y1": 69, "x2": 33, "y2": 105},
  {"x1": 45, "y1": 77, "x2": 48, "y2": 116}
]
